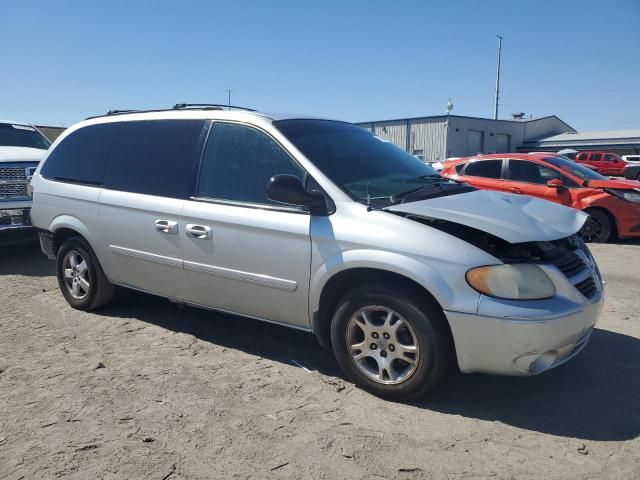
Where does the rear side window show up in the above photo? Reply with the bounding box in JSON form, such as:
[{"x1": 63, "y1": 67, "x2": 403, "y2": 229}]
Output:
[
  {"x1": 197, "y1": 122, "x2": 304, "y2": 205},
  {"x1": 104, "y1": 120, "x2": 206, "y2": 198},
  {"x1": 463, "y1": 159, "x2": 502, "y2": 178},
  {"x1": 41, "y1": 123, "x2": 118, "y2": 185}
]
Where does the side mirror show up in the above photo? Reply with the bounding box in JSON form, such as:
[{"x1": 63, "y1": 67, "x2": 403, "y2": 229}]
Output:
[
  {"x1": 547, "y1": 178, "x2": 564, "y2": 188},
  {"x1": 267, "y1": 174, "x2": 327, "y2": 214}
]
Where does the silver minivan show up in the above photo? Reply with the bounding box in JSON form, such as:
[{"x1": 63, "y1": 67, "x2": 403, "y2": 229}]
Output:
[{"x1": 31, "y1": 106, "x2": 604, "y2": 400}]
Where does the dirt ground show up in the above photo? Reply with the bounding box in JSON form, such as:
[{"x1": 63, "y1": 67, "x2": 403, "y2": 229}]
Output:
[{"x1": 0, "y1": 236, "x2": 638, "y2": 480}]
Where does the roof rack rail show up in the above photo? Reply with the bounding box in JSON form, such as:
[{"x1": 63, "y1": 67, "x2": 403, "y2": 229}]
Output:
[
  {"x1": 107, "y1": 109, "x2": 143, "y2": 116},
  {"x1": 173, "y1": 103, "x2": 256, "y2": 112}
]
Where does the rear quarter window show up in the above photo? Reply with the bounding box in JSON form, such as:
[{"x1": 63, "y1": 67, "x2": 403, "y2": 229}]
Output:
[
  {"x1": 103, "y1": 120, "x2": 207, "y2": 199},
  {"x1": 40, "y1": 123, "x2": 119, "y2": 185}
]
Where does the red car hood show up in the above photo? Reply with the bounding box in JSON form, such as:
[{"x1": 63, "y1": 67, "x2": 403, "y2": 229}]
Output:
[{"x1": 587, "y1": 179, "x2": 640, "y2": 190}]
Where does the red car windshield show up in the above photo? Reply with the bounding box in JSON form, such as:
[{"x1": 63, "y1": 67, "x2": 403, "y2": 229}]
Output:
[{"x1": 544, "y1": 156, "x2": 606, "y2": 182}]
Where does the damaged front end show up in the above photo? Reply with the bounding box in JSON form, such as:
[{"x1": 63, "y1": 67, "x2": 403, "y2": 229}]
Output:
[{"x1": 398, "y1": 215, "x2": 600, "y2": 301}]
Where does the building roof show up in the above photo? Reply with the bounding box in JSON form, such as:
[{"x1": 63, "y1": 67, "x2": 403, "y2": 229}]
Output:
[
  {"x1": 356, "y1": 114, "x2": 574, "y2": 130},
  {"x1": 525, "y1": 129, "x2": 640, "y2": 147}
]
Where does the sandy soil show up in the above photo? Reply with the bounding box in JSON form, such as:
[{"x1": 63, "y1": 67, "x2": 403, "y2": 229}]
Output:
[{"x1": 0, "y1": 238, "x2": 638, "y2": 480}]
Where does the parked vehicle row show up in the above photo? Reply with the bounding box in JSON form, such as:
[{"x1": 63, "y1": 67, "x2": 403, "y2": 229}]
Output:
[
  {"x1": 29, "y1": 107, "x2": 604, "y2": 399},
  {"x1": 0, "y1": 120, "x2": 50, "y2": 231},
  {"x1": 441, "y1": 153, "x2": 640, "y2": 243}
]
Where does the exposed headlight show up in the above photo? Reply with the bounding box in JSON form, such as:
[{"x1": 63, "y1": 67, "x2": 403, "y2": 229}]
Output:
[
  {"x1": 606, "y1": 188, "x2": 640, "y2": 203},
  {"x1": 466, "y1": 264, "x2": 556, "y2": 300}
]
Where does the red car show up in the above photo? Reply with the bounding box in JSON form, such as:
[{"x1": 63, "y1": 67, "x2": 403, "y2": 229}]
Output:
[
  {"x1": 441, "y1": 153, "x2": 640, "y2": 242},
  {"x1": 575, "y1": 151, "x2": 628, "y2": 176}
]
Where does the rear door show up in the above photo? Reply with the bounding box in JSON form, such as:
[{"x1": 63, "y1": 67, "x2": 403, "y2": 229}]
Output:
[
  {"x1": 99, "y1": 119, "x2": 208, "y2": 299},
  {"x1": 504, "y1": 159, "x2": 575, "y2": 206},
  {"x1": 180, "y1": 121, "x2": 312, "y2": 329},
  {"x1": 460, "y1": 159, "x2": 507, "y2": 192}
]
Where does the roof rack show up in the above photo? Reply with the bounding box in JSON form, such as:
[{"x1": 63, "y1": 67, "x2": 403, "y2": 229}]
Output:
[
  {"x1": 86, "y1": 103, "x2": 257, "y2": 120},
  {"x1": 173, "y1": 103, "x2": 256, "y2": 112}
]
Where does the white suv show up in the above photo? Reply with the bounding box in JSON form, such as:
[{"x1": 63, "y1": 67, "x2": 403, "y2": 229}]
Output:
[
  {"x1": 30, "y1": 105, "x2": 604, "y2": 399},
  {"x1": 0, "y1": 120, "x2": 50, "y2": 231}
]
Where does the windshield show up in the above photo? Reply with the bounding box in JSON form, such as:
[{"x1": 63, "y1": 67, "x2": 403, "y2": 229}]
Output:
[
  {"x1": 544, "y1": 156, "x2": 606, "y2": 181},
  {"x1": 275, "y1": 119, "x2": 455, "y2": 203},
  {"x1": 0, "y1": 123, "x2": 51, "y2": 150}
]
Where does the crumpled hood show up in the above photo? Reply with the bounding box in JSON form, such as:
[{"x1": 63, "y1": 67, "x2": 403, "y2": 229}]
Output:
[
  {"x1": 386, "y1": 190, "x2": 588, "y2": 243},
  {"x1": 0, "y1": 146, "x2": 46, "y2": 162},
  {"x1": 587, "y1": 178, "x2": 640, "y2": 190}
]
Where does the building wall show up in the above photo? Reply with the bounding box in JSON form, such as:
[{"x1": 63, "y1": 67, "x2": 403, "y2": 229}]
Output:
[
  {"x1": 36, "y1": 125, "x2": 65, "y2": 142},
  {"x1": 356, "y1": 115, "x2": 575, "y2": 161},
  {"x1": 446, "y1": 117, "x2": 524, "y2": 157}
]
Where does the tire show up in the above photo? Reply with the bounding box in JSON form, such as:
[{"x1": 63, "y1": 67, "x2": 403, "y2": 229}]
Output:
[
  {"x1": 56, "y1": 236, "x2": 116, "y2": 310},
  {"x1": 579, "y1": 209, "x2": 612, "y2": 243},
  {"x1": 330, "y1": 284, "x2": 453, "y2": 400}
]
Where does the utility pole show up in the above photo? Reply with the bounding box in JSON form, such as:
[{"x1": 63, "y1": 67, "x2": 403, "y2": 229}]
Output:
[
  {"x1": 494, "y1": 35, "x2": 503, "y2": 120},
  {"x1": 225, "y1": 89, "x2": 232, "y2": 106}
]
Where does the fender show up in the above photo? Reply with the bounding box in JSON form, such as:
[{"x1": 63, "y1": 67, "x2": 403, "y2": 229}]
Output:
[{"x1": 309, "y1": 248, "x2": 477, "y2": 322}]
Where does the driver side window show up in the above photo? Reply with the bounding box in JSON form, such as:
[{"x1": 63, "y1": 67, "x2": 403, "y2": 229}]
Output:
[{"x1": 507, "y1": 160, "x2": 577, "y2": 187}]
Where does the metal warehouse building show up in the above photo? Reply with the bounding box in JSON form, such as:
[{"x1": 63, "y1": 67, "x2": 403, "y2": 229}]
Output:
[
  {"x1": 522, "y1": 129, "x2": 640, "y2": 156},
  {"x1": 356, "y1": 114, "x2": 575, "y2": 162}
]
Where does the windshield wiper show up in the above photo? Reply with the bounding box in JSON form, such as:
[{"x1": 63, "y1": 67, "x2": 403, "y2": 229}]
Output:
[
  {"x1": 405, "y1": 174, "x2": 442, "y2": 183},
  {"x1": 391, "y1": 182, "x2": 444, "y2": 203}
]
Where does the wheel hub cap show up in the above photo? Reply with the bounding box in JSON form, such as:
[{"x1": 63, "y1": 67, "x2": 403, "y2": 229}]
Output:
[{"x1": 346, "y1": 306, "x2": 420, "y2": 385}]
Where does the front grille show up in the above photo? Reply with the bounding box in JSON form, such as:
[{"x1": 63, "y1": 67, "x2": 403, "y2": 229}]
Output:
[
  {"x1": 547, "y1": 251, "x2": 587, "y2": 278},
  {"x1": 0, "y1": 167, "x2": 28, "y2": 180},
  {"x1": 0, "y1": 183, "x2": 28, "y2": 199},
  {"x1": 575, "y1": 276, "x2": 598, "y2": 299},
  {"x1": 534, "y1": 238, "x2": 599, "y2": 300}
]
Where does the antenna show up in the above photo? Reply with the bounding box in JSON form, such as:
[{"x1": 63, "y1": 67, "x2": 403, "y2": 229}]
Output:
[
  {"x1": 225, "y1": 89, "x2": 232, "y2": 107},
  {"x1": 494, "y1": 35, "x2": 503, "y2": 120}
]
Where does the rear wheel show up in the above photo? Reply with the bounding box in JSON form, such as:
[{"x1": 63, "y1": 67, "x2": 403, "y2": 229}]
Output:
[
  {"x1": 330, "y1": 284, "x2": 453, "y2": 400},
  {"x1": 579, "y1": 209, "x2": 612, "y2": 243},
  {"x1": 56, "y1": 237, "x2": 116, "y2": 310}
]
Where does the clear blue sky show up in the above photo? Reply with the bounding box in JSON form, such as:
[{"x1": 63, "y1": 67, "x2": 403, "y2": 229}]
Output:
[{"x1": 2, "y1": 0, "x2": 638, "y2": 131}]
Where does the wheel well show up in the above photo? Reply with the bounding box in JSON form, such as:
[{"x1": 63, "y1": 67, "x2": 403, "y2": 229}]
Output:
[
  {"x1": 314, "y1": 268, "x2": 454, "y2": 352},
  {"x1": 51, "y1": 227, "x2": 83, "y2": 253},
  {"x1": 583, "y1": 207, "x2": 619, "y2": 240}
]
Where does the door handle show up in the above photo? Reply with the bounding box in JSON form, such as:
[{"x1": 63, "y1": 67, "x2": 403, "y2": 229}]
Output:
[
  {"x1": 509, "y1": 187, "x2": 522, "y2": 194},
  {"x1": 155, "y1": 219, "x2": 178, "y2": 235},
  {"x1": 185, "y1": 224, "x2": 212, "y2": 239}
]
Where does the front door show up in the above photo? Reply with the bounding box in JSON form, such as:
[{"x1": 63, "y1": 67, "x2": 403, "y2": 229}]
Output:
[
  {"x1": 504, "y1": 159, "x2": 574, "y2": 206},
  {"x1": 180, "y1": 121, "x2": 312, "y2": 328}
]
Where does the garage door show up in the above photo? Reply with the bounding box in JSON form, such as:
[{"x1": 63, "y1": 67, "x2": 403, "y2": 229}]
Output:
[
  {"x1": 496, "y1": 134, "x2": 510, "y2": 153},
  {"x1": 467, "y1": 130, "x2": 484, "y2": 155}
]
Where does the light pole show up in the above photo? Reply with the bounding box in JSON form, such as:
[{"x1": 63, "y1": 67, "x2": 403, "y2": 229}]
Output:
[{"x1": 494, "y1": 35, "x2": 503, "y2": 120}]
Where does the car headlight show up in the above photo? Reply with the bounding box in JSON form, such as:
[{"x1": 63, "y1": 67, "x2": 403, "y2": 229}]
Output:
[
  {"x1": 606, "y1": 188, "x2": 640, "y2": 203},
  {"x1": 466, "y1": 264, "x2": 556, "y2": 300}
]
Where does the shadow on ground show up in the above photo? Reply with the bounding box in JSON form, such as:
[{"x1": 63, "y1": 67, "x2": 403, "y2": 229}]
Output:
[
  {"x1": 2, "y1": 242, "x2": 639, "y2": 442},
  {"x1": 0, "y1": 239, "x2": 53, "y2": 277}
]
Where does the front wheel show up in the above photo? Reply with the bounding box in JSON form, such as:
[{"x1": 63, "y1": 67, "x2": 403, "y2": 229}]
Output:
[
  {"x1": 330, "y1": 285, "x2": 453, "y2": 400},
  {"x1": 579, "y1": 209, "x2": 612, "y2": 243}
]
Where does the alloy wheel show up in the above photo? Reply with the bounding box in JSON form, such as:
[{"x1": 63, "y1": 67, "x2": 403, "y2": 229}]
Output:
[
  {"x1": 346, "y1": 305, "x2": 420, "y2": 385},
  {"x1": 62, "y1": 250, "x2": 91, "y2": 299},
  {"x1": 580, "y1": 216, "x2": 604, "y2": 242}
]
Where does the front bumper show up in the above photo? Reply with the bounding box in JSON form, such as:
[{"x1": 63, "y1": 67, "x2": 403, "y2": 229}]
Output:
[
  {"x1": 445, "y1": 289, "x2": 604, "y2": 376},
  {"x1": 0, "y1": 206, "x2": 32, "y2": 231}
]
